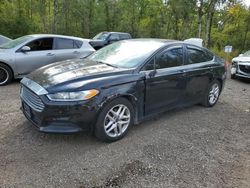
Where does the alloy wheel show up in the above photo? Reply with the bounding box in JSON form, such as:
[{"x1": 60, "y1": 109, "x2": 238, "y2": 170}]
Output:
[
  {"x1": 0, "y1": 67, "x2": 9, "y2": 85},
  {"x1": 208, "y1": 83, "x2": 220, "y2": 105},
  {"x1": 104, "y1": 104, "x2": 131, "y2": 138}
]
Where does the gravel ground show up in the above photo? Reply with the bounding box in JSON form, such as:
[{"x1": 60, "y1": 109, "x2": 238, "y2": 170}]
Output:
[{"x1": 0, "y1": 77, "x2": 249, "y2": 188}]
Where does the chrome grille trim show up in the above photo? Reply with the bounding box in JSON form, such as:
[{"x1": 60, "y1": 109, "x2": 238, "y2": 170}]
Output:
[
  {"x1": 239, "y1": 65, "x2": 250, "y2": 74},
  {"x1": 21, "y1": 87, "x2": 45, "y2": 112}
]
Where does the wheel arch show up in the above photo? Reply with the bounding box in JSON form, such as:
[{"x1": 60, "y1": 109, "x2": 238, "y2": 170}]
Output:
[
  {"x1": 216, "y1": 78, "x2": 223, "y2": 91},
  {"x1": 99, "y1": 93, "x2": 139, "y2": 124},
  {"x1": 0, "y1": 61, "x2": 14, "y2": 78}
]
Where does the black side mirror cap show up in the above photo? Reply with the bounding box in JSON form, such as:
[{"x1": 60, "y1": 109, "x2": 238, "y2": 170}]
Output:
[{"x1": 148, "y1": 70, "x2": 157, "y2": 78}]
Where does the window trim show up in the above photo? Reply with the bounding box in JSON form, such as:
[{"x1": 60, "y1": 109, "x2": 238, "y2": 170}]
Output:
[
  {"x1": 184, "y1": 44, "x2": 214, "y2": 65},
  {"x1": 16, "y1": 37, "x2": 54, "y2": 53},
  {"x1": 140, "y1": 44, "x2": 185, "y2": 71}
]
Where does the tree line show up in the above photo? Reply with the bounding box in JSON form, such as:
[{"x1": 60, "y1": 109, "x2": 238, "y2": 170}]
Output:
[{"x1": 0, "y1": 0, "x2": 249, "y2": 57}]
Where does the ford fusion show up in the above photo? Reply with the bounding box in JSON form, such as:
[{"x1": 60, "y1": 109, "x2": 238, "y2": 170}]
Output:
[{"x1": 20, "y1": 39, "x2": 227, "y2": 142}]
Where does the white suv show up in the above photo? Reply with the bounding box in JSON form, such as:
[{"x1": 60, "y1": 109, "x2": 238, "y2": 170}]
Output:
[{"x1": 231, "y1": 50, "x2": 250, "y2": 80}]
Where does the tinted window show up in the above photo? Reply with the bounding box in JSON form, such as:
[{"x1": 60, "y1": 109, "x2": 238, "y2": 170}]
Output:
[
  {"x1": 155, "y1": 47, "x2": 183, "y2": 69},
  {"x1": 119, "y1": 34, "x2": 131, "y2": 40},
  {"x1": 54, "y1": 38, "x2": 75, "y2": 49},
  {"x1": 187, "y1": 46, "x2": 214, "y2": 64},
  {"x1": 26, "y1": 38, "x2": 53, "y2": 51},
  {"x1": 74, "y1": 40, "x2": 83, "y2": 48},
  {"x1": 109, "y1": 34, "x2": 119, "y2": 41}
]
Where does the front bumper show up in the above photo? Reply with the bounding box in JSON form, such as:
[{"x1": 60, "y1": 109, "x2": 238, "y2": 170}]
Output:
[
  {"x1": 231, "y1": 62, "x2": 250, "y2": 79},
  {"x1": 21, "y1": 99, "x2": 98, "y2": 133},
  {"x1": 20, "y1": 78, "x2": 99, "y2": 133}
]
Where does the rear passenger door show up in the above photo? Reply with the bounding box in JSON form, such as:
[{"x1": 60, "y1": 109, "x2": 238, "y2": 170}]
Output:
[
  {"x1": 182, "y1": 45, "x2": 215, "y2": 103},
  {"x1": 53, "y1": 37, "x2": 83, "y2": 62}
]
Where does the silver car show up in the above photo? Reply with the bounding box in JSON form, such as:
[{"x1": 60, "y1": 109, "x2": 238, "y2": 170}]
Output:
[
  {"x1": 0, "y1": 35, "x2": 12, "y2": 45},
  {"x1": 0, "y1": 34, "x2": 95, "y2": 85}
]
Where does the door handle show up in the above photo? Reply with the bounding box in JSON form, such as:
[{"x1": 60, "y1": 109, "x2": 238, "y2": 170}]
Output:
[
  {"x1": 179, "y1": 70, "x2": 187, "y2": 77},
  {"x1": 73, "y1": 51, "x2": 80, "y2": 54},
  {"x1": 47, "y1": 53, "x2": 55, "y2": 56}
]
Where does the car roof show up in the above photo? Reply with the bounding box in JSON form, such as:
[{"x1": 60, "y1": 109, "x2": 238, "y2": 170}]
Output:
[
  {"x1": 26, "y1": 34, "x2": 90, "y2": 41},
  {"x1": 100, "y1": 31, "x2": 130, "y2": 35},
  {"x1": 123, "y1": 38, "x2": 180, "y2": 44}
]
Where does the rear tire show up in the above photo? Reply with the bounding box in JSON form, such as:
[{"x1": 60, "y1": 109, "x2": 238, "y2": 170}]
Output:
[
  {"x1": 202, "y1": 80, "x2": 221, "y2": 107},
  {"x1": 0, "y1": 63, "x2": 13, "y2": 86},
  {"x1": 94, "y1": 98, "x2": 134, "y2": 142}
]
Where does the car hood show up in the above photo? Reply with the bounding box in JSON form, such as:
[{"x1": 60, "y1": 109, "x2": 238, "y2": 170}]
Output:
[
  {"x1": 232, "y1": 56, "x2": 250, "y2": 62},
  {"x1": 27, "y1": 59, "x2": 132, "y2": 91},
  {"x1": 0, "y1": 48, "x2": 10, "y2": 53}
]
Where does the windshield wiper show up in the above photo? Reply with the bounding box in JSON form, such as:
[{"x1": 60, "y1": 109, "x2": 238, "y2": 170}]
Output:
[{"x1": 97, "y1": 61, "x2": 119, "y2": 68}]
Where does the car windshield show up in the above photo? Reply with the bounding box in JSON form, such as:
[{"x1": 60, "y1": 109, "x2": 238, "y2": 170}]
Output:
[
  {"x1": 86, "y1": 40, "x2": 164, "y2": 68},
  {"x1": 93, "y1": 32, "x2": 109, "y2": 41},
  {"x1": 243, "y1": 50, "x2": 250, "y2": 56},
  {"x1": 0, "y1": 36, "x2": 33, "y2": 49}
]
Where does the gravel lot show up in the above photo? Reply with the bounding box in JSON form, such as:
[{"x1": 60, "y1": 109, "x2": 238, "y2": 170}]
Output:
[{"x1": 0, "y1": 77, "x2": 249, "y2": 188}]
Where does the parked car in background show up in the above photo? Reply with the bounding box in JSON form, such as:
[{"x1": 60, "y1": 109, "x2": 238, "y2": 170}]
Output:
[
  {"x1": 89, "y1": 31, "x2": 132, "y2": 50},
  {"x1": 0, "y1": 35, "x2": 12, "y2": 45},
  {"x1": 0, "y1": 34, "x2": 95, "y2": 85},
  {"x1": 184, "y1": 38, "x2": 204, "y2": 47},
  {"x1": 231, "y1": 50, "x2": 250, "y2": 80},
  {"x1": 20, "y1": 39, "x2": 227, "y2": 142}
]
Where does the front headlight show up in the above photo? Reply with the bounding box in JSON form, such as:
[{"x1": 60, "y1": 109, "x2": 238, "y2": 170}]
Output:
[{"x1": 47, "y1": 89, "x2": 99, "y2": 101}]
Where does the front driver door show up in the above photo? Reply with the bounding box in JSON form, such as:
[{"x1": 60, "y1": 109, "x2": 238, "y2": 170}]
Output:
[
  {"x1": 15, "y1": 37, "x2": 55, "y2": 75},
  {"x1": 144, "y1": 45, "x2": 186, "y2": 115}
]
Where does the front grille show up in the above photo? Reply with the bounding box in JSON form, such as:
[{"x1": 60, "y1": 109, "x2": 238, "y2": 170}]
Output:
[
  {"x1": 21, "y1": 86, "x2": 45, "y2": 112},
  {"x1": 239, "y1": 65, "x2": 250, "y2": 74}
]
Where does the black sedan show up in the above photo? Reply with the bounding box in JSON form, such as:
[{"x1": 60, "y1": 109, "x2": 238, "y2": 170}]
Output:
[{"x1": 20, "y1": 39, "x2": 227, "y2": 142}]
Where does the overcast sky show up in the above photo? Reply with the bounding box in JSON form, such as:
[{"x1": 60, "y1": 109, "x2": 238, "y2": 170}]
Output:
[{"x1": 244, "y1": 0, "x2": 250, "y2": 6}]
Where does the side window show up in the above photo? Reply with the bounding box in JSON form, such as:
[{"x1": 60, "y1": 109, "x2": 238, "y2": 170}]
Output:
[
  {"x1": 73, "y1": 40, "x2": 83, "y2": 48},
  {"x1": 187, "y1": 46, "x2": 214, "y2": 64},
  {"x1": 143, "y1": 58, "x2": 154, "y2": 71},
  {"x1": 54, "y1": 38, "x2": 75, "y2": 49},
  {"x1": 155, "y1": 47, "x2": 183, "y2": 69},
  {"x1": 143, "y1": 47, "x2": 183, "y2": 71},
  {"x1": 109, "y1": 34, "x2": 119, "y2": 41},
  {"x1": 119, "y1": 34, "x2": 130, "y2": 40},
  {"x1": 26, "y1": 38, "x2": 53, "y2": 51}
]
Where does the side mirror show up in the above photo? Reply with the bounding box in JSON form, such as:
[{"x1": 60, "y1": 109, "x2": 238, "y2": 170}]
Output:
[
  {"x1": 148, "y1": 70, "x2": 157, "y2": 78},
  {"x1": 21, "y1": 46, "x2": 31, "y2": 53},
  {"x1": 239, "y1": 54, "x2": 243, "y2": 57}
]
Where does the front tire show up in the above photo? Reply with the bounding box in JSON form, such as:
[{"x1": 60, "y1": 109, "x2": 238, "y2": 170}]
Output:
[
  {"x1": 94, "y1": 98, "x2": 134, "y2": 142},
  {"x1": 202, "y1": 80, "x2": 221, "y2": 107},
  {"x1": 0, "y1": 63, "x2": 13, "y2": 86}
]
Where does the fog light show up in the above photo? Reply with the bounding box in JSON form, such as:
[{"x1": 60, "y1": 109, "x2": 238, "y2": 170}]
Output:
[{"x1": 231, "y1": 67, "x2": 236, "y2": 74}]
